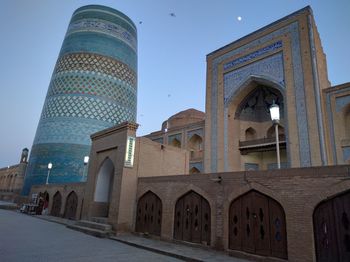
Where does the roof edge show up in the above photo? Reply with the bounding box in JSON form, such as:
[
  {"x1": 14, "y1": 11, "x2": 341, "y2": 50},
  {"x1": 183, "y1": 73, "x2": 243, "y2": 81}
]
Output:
[{"x1": 207, "y1": 6, "x2": 312, "y2": 57}]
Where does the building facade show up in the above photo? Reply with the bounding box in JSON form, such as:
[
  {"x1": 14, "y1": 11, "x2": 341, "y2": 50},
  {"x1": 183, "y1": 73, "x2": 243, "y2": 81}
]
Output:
[
  {"x1": 22, "y1": 5, "x2": 138, "y2": 194},
  {"x1": 0, "y1": 149, "x2": 28, "y2": 201},
  {"x1": 145, "y1": 108, "x2": 205, "y2": 174},
  {"x1": 8, "y1": 5, "x2": 350, "y2": 262}
]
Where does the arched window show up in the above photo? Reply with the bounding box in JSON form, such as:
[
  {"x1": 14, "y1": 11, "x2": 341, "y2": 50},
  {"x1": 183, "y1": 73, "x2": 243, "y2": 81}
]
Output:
[
  {"x1": 267, "y1": 125, "x2": 284, "y2": 138},
  {"x1": 245, "y1": 127, "x2": 257, "y2": 141}
]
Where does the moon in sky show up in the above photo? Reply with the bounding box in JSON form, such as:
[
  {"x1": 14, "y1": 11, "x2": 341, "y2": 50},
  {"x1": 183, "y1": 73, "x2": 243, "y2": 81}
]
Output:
[{"x1": 237, "y1": 16, "x2": 242, "y2": 21}]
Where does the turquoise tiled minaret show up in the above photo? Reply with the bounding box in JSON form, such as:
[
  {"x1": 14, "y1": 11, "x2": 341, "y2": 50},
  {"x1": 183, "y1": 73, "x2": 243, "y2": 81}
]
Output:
[{"x1": 22, "y1": 5, "x2": 137, "y2": 194}]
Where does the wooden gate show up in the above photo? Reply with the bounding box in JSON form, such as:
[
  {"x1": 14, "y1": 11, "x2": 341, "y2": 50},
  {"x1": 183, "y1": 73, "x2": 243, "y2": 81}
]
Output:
[
  {"x1": 314, "y1": 191, "x2": 350, "y2": 262},
  {"x1": 135, "y1": 191, "x2": 162, "y2": 236},
  {"x1": 64, "y1": 191, "x2": 78, "y2": 220},
  {"x1": 229, "y1": 190, "x2": 287, "y2": 259},
  {"x1": 174, "y1": 191, "x2": 211, "y2": 245},
  {"x1": 51, "y1": 191, "x2": 61, "y2": 217}
]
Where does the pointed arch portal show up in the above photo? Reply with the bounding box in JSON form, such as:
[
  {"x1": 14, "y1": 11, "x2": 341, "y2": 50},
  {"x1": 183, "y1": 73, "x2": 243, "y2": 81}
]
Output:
[
  {"x1": 94, "y1": 158, "x2": 115, "y2": 203},
  {"x1": 313, "y1": 191, "x2": 350, "y2": 261},
  {"x1": 229, "y1": 190, "x2": 287, "y2": 259},
  {"x1": 135, "y1": 191, "x2": 162, "y2": 236},
  {"x1": 64, "y1": 191, "x2": 78, "y2": 220},
  {"x1": 174, "y1": 191, "x2": 211, "y2": 245},
  {"x1": 51, "y1": 191, "x2": 62, "y2": 217}
]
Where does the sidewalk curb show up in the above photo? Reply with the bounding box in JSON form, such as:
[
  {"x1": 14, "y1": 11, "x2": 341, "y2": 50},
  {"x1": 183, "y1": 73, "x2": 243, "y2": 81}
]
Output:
[{"x1": 110, "y1": 236, "x2": 202, "y2": 262}]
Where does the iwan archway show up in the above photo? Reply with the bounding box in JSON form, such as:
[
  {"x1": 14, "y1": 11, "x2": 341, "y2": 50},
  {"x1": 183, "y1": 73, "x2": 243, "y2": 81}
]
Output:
[
  {"x1": 225, "y1": 76, "x2": 289, "y2": 171},
  {"x1": 93, "y1": 157, "x2": 115, "y2": 217}
]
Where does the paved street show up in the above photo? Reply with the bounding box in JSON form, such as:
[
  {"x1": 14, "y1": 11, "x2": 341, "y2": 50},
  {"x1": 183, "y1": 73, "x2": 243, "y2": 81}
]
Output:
[{"x1": 0, "y1": 209, "x2": 182, "y2": 262}]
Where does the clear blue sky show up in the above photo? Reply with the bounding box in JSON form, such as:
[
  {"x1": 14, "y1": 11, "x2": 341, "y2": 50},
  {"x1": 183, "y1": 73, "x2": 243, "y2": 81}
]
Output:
[{"x1": 0, "y1": 0, "x2": 349, "y2": 167}]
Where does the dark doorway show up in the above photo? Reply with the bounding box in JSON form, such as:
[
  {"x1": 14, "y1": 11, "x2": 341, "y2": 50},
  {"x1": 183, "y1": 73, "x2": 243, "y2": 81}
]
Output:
[
  {"x1": 174, "y1": 191, "x2": 211, "y2": 245},
  {"x1": 229, "y1": 190, "x2": 287, "y2": 259},
  {"x1": 135, "y1": 191, "x2": 162, "y2": 236},
  {"x1": 51, "y1": 191, "x2": 62, "y2": 217},
  {"x1": 37, "y1": 191, "x2": 49, "y2": 215},
  {"x1": 64, "y1": 191, "x2": 78, "y2": 220},
  {"x1": 314, "y1": 191, "x2": 350, "y2": 262}
]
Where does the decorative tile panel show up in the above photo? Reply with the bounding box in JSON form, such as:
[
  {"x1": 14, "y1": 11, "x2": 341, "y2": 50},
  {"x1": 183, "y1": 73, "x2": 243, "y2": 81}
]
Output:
[{"x1": 224, "y1": 53, "x2": 285, "y2": 104}]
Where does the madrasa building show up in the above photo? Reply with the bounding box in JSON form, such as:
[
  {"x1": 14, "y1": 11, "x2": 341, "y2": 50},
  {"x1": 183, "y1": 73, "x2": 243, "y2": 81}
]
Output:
[{"x1": 1, "y1": 5, "x2": 350, "y2": 262}]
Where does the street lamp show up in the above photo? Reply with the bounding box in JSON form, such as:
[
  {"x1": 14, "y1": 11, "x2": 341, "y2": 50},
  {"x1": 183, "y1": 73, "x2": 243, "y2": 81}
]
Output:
[
  {"x1": 269, "y1": 101, "x2": 281, "y2": 169},
  {"x1": 83, "y1": 156, "x2": 89, "y2": 181},
  {"x1": 46, "y1": 162, "x2": 52, "y2": 184}
]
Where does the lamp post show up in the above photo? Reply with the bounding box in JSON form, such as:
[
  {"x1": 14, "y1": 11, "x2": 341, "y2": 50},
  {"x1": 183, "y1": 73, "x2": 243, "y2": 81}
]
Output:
[
  {"x1": 83, "y1": 156, "x2": 89, "y2": 181},
  {"x1": 46, "y1": 162, "x2": 52, "y2": 184},
  {"x1": 269, "y1": 101, "x2": 281, "y2": 169}
]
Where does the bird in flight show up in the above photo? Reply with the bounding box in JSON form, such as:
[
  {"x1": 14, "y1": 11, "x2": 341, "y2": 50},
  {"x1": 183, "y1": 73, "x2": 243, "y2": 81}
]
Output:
[{"x1": 169, "y1": 13, "x2": 176, "y2": 17}]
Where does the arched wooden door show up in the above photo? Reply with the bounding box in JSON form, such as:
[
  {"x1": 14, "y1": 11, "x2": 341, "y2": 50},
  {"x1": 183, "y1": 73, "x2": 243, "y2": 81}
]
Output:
[
  {"x1": 51, "y1": 191, "x2": 62, "y2": 217},
  {"x1": 135, "y1": 191, "x2": 162, "y2": 236},
  {"x1": 64, "y1": 191, "x2": 78, "y2": 220},
  {"x1": 229, "y1": 190, "x2": 287, "y2": 259},
  {"x1": 314, "y1": 191, "x2": 350, "y2": 262},
  {"x1": 174, "y1": 191, "x2": 211, "y2": 245}
]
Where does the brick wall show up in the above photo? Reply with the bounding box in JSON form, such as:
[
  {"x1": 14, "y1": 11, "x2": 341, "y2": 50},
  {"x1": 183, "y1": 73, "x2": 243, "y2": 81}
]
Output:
[{"x1": 136, "y1": 165, "x2": 350, "y2": 261}]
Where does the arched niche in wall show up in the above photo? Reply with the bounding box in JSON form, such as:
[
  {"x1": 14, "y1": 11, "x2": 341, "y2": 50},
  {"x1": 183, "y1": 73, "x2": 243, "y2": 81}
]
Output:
[
  {"x1": 245, "y1": 127, "x2": 257, "y2": 141},
  {"x1": 94, "y1": 157, "x2": 115, "y2": 203},
  {"x1": 170, "y1": 138, "x2": 181, "y2": 148},
  {"x1": 266, "y1": 125, "x2": 285, "y2": 138},
  {"x1": 188, "y1": 134, "x2": 203, "y2": 151}
]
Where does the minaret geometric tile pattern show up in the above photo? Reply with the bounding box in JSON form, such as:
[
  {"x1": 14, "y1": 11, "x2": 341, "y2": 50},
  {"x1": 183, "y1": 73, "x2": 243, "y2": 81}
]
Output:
[{"x1": 22, "y1": 5, "x2": 137, "y2": 195}]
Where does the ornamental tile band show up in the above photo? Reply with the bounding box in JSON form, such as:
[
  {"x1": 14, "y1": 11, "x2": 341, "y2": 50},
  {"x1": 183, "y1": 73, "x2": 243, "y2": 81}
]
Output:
[
  {"x1": 223, "y1": 41, "x2": 282, "y2": 71},
  {"x1": 66, "y1": 19, "x2": 137, "y2": 52},
  {"x1": 54, "y1": 53, "x2": 137, "y2": 87}
]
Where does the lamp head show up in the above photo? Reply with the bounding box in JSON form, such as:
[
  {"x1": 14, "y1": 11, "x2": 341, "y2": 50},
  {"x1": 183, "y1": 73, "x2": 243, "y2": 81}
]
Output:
[
  {"x1": 48, "y1": 163, "x2": 53, "y2": 170},
  {"x1": 269, "y1": 101, "x2": 280, "y2": 123}
]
